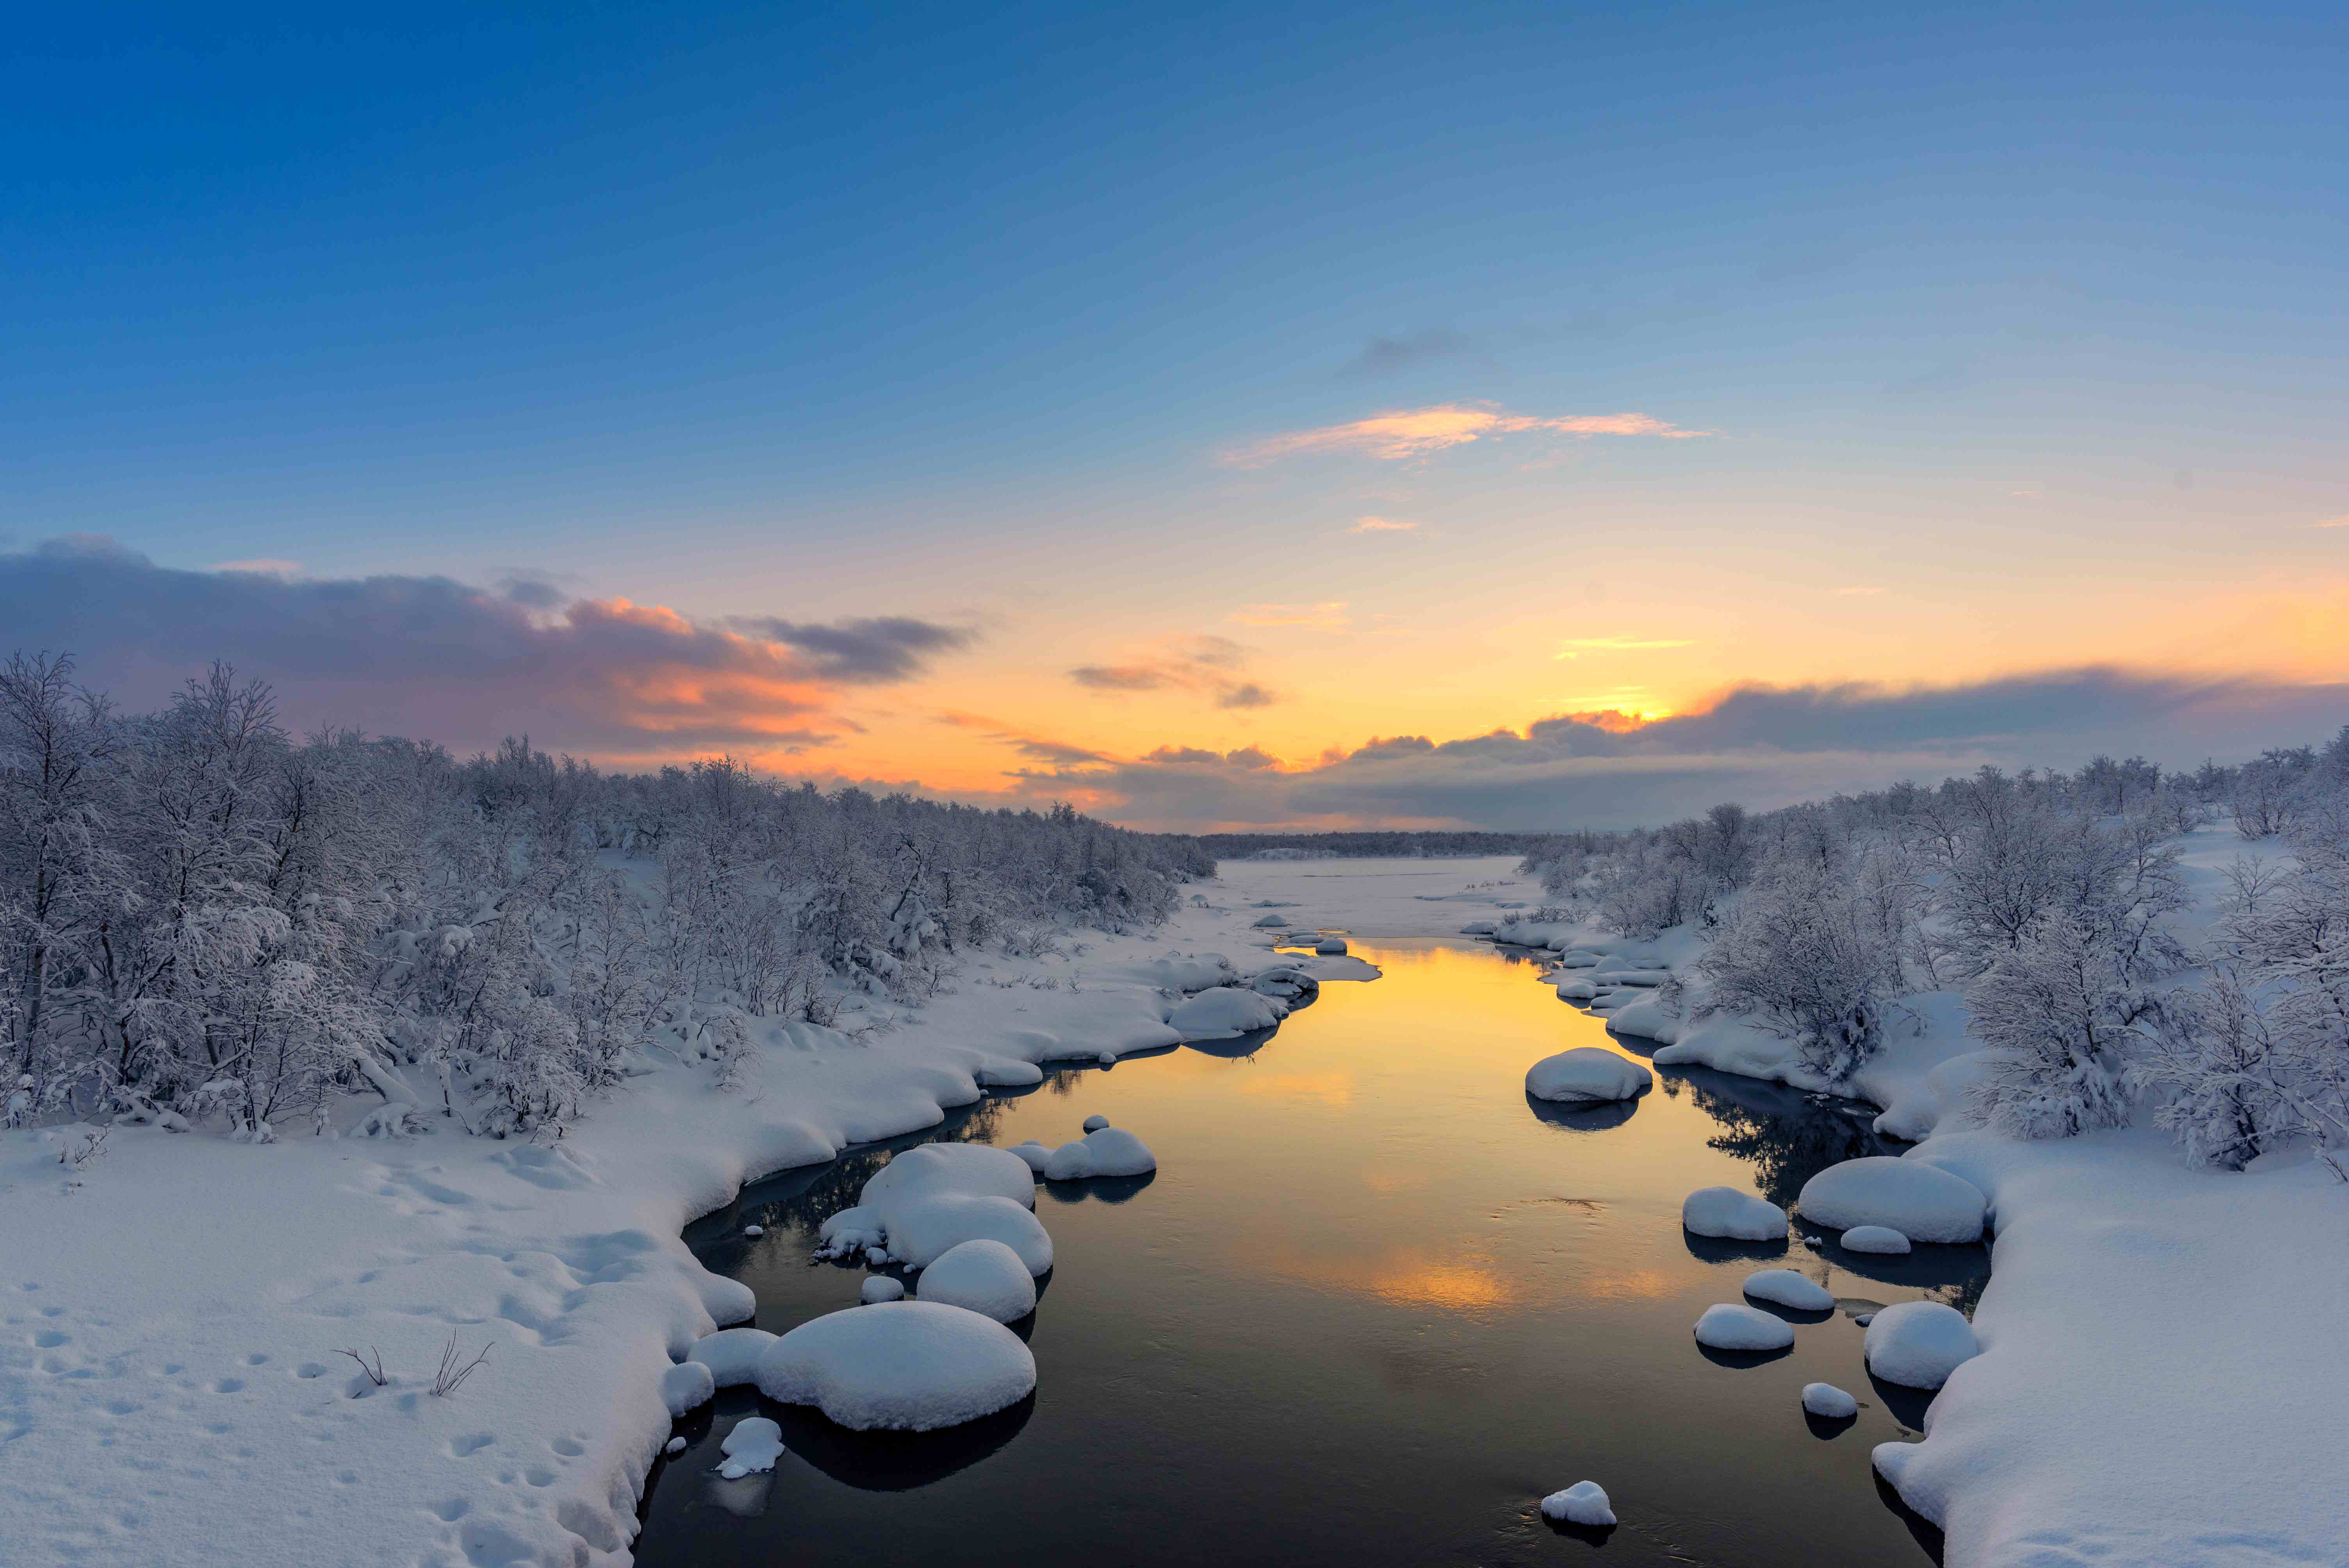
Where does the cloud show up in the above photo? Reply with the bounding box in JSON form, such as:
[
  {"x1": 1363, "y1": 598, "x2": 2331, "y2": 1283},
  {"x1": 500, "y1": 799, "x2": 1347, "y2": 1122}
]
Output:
[
  {"x1": 1229, "y1": 601, "x2": 1350, "y2": 630},
  {"x1": 1337, "y1": 328, "x2": 1475, "y2": 378},
  {"x1": 1067, "y1": 634, "x2": 1278, "y2": 709},
  {"x1": 994, "y1": 667, "x2": 2349, "y2": 832},
  {"x1": 210, "y1": 558, "x2": 303, "y2": 578},
  {"x1": 1349, "y1": 516, "x2": 1418, "y2": 533},
  {"x1": 2313, "y1": 515, "x2": 2349, "y2": 529},
  {"x1": 0, "y1": 537, "x2": 958, "y2": 760},
  {"x1": 1554, "y1": 636, "x2": 1695, "y2": 659},
  {"x1": 1223, "y1": 404, "x2": 1710, "y2": 466},
  {"x1": 725, "y1": 615, "x2": 974, "y2": 683}
]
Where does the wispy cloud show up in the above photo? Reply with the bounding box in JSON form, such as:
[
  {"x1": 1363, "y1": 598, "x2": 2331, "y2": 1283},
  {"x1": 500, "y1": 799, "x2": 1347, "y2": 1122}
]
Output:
[
  {"x1": 1230, "y1": 601, "x2": 1351, "y2": 630},
  {"x1": 1067, "y1": 634, "x2": 1279, "y2": 709},
  {"x1": 210, "y1": 558, "x2": 303, "y2": 577},
  {"x1": 1553, "y1": 636, "x2": 1695, "y2": 659},
  {"x1": 2313, "y1": 514, "x2": 2349, "y2": 529},
  {"x1": 1336, "y1": 328, "x2": 1475, "y2": 379},
  {"x1": 1224, "y1": 404, "x2": 1710, "y2": 466},
  {"x1": 1349, "y1": 515, "x2": 1418, "y2": 533}
]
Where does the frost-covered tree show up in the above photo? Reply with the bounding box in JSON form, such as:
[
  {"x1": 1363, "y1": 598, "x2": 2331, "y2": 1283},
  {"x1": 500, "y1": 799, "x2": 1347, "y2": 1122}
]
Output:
[
  {"x1": 1965, "y1": 916, "x2": 2155, "y2": 1139},
  {"x1": 1697, "y1": 845, "x2": 1904, "y2": 1083}
]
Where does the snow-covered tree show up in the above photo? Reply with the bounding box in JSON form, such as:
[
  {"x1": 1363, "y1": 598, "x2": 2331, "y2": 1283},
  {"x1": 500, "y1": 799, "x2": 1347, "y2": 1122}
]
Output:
[{"x1": 1965, "y1": 916, "x2": 2155, "y2": 1139}]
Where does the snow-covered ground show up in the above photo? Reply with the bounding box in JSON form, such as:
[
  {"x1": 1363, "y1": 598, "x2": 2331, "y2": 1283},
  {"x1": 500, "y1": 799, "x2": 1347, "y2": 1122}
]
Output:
[{"x1": 5, "y1": 850, "x2": 2346, "y2": 1566}]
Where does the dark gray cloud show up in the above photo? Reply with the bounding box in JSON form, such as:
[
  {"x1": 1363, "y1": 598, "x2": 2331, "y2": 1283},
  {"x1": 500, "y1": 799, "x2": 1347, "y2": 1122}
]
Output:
[
  {"x1": 727, "y1": 615, "x2": 975, "y2": 684},
  {"x1": 1066, "y1": 634, "x2": 1279, "y2": 710},
  {"x1": 1338, "y1": 327, "x2": 1476, "y2": 378},
  {"x1": 1069, "y1": 665, "x2": 1167, "y2": 691},
  {"x1": 0, "y1": 538, "x2": 945, "y2": 758},
  {"x1": 1216, "y1": 682, "x2": 1274, "y2": 709}
]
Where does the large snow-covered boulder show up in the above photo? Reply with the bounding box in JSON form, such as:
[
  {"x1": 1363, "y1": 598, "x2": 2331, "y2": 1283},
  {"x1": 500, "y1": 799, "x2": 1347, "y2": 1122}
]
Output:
[
  {"x1": 1556, "y1": 977, "x2": 1600, "y2": 1001},
  {"x1": 1694, "y1": 1303, "x2": 1796, "y2": 1351},
  {"x1": 1006, "y1": 1140, "x2": 1052, "y2": 1173},
  {"x1": 1798, "y1": 1157, "x2": 1987, "y2": 1244},
  {"x1": 1169, "y1": 986, "x2": 1285, "y2": 1039},
  {"x1": 754, "y1": 1301, "x2": 1037, "y2": 1431},
  {"x1": 1681, "y1": 1186, "x2": 1788, "y2": 1241},
  {"x1": 687, "y1": 1326, "x2": 779, "y2": 1388},
  {"x1": 915, "y1": 1239, "x2": 1037, "y2": 1323},
  {"x1": 1524, "y1": 1048, "x2": 1652, "y2": 1104},
  {"x1": 1249, "y1": 965, "x2": 1319, "y2": 1000},
  {"x1": 817, "y1": 1142, "x2": 1055, "y2": 1273},
  {"x1": 1042, "y1": 1126, "x2": 1157, "y2": 1181},
  {"x1": 1315, "y1": 936, "x2": 1349, "y2": 955},
  {"x1": 863, "y1": 1142, "x2": 1037, "y2": 1212},
  {"x1": 1540, "y1": 1481, "x2": 1615, "y2": 1526},
  {"x1": 860, "y1": 1276, "x2": 905, "y2": 1304},
  {"x1": 1742, "y1": 1269, "x2": 1836, "y2": 1312},
  {"x1": 1252, "y1": 914, "x2": 1288, "y2": 928},
  {"x1": 1863, "y1": 1300, "x2": 1980, "y2": 1388},
  {"x1": 860, "y1": 1194, "x2": 1054, "y2": 1273}
]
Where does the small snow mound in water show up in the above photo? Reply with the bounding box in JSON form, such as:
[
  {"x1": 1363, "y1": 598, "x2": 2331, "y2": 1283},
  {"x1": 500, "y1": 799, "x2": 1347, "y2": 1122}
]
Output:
[
  {"x1": 1742, "y1": 1269, "x2": 1836, "y2": 1311},
  {"x1": 1250, "y1": 965, "x2": 1319, "y2": 1000},
  {"x1": 754, "y1": 1301, "x2": 1037, "y2": 1431},
  {"x1": 661, "y1": 1360, "x2": 715, "y2": 1416},
  {"x1": 916, "y1": 1239, "x2": 1038, "y2": 1322},
  {"x1": 1864, "y1": 1300, "x2": 1980, "y2": 1388},
  {"x1": 1043, "y1": 1127, "x2": 1157, "y2": 1180},
  {"x1": 1007, "y1": 1140, "x2": 1052, "y2": 1174},
  {"x1": 1524, "y1": 1047, "x2": 1650, "y2": 1104},
  {"x1": 1556, "y1": 977, "x2": 1600, "y2": 1001},
  {"x1": 718, "y1": 1417, "x2": 784, "y2": 1479},
  {"x1": 1694, "y1": 1303, "x2": 1797, "y2": 1351},
  {"x1": 1802, "y1": 1382, "x2": 1859, "y2": 1419},
  {"x1": 1798, "y1": 1156, "x2": 1986, "y2": 1244},
  {"x1": 1082, "y1": 1114, "x2": 1110, "y2": 1133},
  {"x1": 742, "y1": 1224, "x2": 763, "y2": 1236},
  {"x1": 860, "y1": 1276, "x2": 905, "y2": 1305},
  {"x1": 1168, "y1": 986, "x2": 1285, "y2": 1039},
  {"x1": 1854, "y1": 1312, "x2": 1876, "y2": 1326},
  {"x1": 1252, "y1": 914, "x2": 1288, "y2": 928},
  {"x1": 688, "y1": 1327, "x2": 779, "y2": 1388},
  {"x1": 1840, "y1": 1224, "x2": 1911, "y2": 1254},
  {"x1": 1539, "y1": 1480, "x2": 1615, "y2": 1526},
  {"x1": 1681, "y1": 1186, "x2": 1787, "y2": 1241},
  {"x1": 663, "y1": 1436, "x2": 686, "y2": 1455},
  {"x1": 1315, "y1": 936, "x2": 1349, "y2": 955},
  {"x1": 817, "y1": 1142, "x2": 1054, "y2": 1272}
]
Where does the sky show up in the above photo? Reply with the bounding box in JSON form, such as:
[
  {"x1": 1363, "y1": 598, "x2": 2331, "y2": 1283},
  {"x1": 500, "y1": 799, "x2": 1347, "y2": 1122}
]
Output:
[{"x1": 4, "y1": 2, "x2": 2346, "y2": 830}]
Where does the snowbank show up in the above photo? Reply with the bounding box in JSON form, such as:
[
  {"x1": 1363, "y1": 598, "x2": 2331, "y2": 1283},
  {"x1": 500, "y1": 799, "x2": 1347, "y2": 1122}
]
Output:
[
  {"x1": 914, "y1": 1238, "x2": 1038, "y2": 1322},
  {"x1": 1168, "y1": 985, "x2": 1286, "y2": 1039},
  {"x1": 753, "y1": 1301, "x2": 1037, "y2": 1431},
  {"x1": 1042, "y1": 1126, "x2": 1157, "y2": 1180},
  {"x1": 1693, "y1": 1303, "x2": 1796, "y2": 1351},
  {"x1": 1862, "y1": 1300, "x2": 1979, "y2": 1388},
  {"x1": 1524, "y1": 1048, "x2": 1651, "y2": 1104},
  {"x1": 1741, "y1": 1269, "x2": 1836, "y2": 1312},
  {"x1": 1540, "y1": 1481, "x2": 1616, "y2": 1526},
  {"x1": 1681, "y1": 1186, "x2": 1788, "y2": 1241},
  {"x1": 1797, "y1": 1156, "x2": 1987, "y2": 1244}
]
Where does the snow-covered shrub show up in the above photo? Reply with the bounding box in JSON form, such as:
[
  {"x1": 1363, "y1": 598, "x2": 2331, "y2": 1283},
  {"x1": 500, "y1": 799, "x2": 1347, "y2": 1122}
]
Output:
[
  {"x1": 1965, "y1": 916, "x2": 2153, "y2": 1139},
  {"x1": 1697, "y1": 852, "x2": 1902, "y2": 1083}
]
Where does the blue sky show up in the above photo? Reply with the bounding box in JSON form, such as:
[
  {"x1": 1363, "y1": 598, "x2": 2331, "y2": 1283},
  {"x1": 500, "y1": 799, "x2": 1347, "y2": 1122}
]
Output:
[{"x1": 5, "y1": 4, "x2": 2345, "y2": 826}]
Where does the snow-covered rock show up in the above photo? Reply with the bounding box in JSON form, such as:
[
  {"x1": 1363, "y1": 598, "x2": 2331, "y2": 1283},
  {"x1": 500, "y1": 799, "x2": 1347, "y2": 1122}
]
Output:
[
  {"x1": 1742, "y1": 1269, "x2": 1836, "y2": 1311},
  {"x1": 860, "y1": 1276, "x2": 905, "y2": 1304},
  {"x1": 1082, "y1": 1114, "x2": 1110, "y2": 1133},
  {"x1": 1553, "y1": 949, "x2": 1603, "y2": 968},
  {"x1": 1603, "y1": 992, "x2": 1682, "y2": 1042},
  {"x1": 1460, "y1": 920, "x2": 1498, "y2": 935},
  {"x1": 861, "y1": 1193, "x2": 1053, "y2": 1273},
  {"x1": 1803, "y1": 1382, "x2": 1859, "y2": 1419},
  {"x1": 915, "y1": 1238, "x2": 1038, "y2": 1322},
  {"x1": 1524, "y1": 1047, "x2": 1652, "y2": 1103},
  {"x1": 1252, "y1": 914, "x2": 1288, "y2": 928},
  {"x1": 817, "y1": 1141, "x2": 1055, "y2": 1272},
  {"x1": 1168, "y1": 985, "x2": 1285, "y2": 1039},
  {"x1": 688, "y1": 1326, "x2": 779, "y2": 1388},
  {"x1": 1042, "y1": 1126, "x2": 1157, "y2": 1180},
  {"x1": 1798, "y1": 1156, "x2": 1987, "y2": 1244},
  {"x1": 863, "y1": 1142, "x2": 1038, "y2": 1212},
  {"x1": 754, "y1": 1301, "x2": 1037, "y2": 1431},
  {"x1": 661, "y1": 1359, "x2": 716, "y2": 1416},
  {"x1": 1556, "y1": 977, "x2": 1600, "y2": 1001},
  {"x1": 1694, "y1": 1303, "x2": 1797, "y2": 1351},
  {"x1": 1137, "y1": 954, "x2": 1239, "y2": 991},
  {"x1": 1006, "y1": 1140, "x2": 1053, "y2": 1173},
  {"x1": 1540, "y1": 1480, "x2": 1616, "y2": 1526},
  {"x1": 741, "y1": 1223, "x2": 763, "y2": 1236},
  {"x1": 717, "y1": 1416, "x2": 784, "y2": 1479},
  {"x1": 1681, "y1": 1186, "x2": 1788, "y2": 1241},
  {"x1": 1840, "y1": 1224, "x2": 1912, "y2": 1254},
  {"x1": 1249, "y1": 964, "x2": 1322, "y2": 1000},
  {"x1": 1864, "y1": 1300, "x2": 1980, "y2": 1388},
  {"x1": 1315, "y1": 936, "x2": 1349, "y2": 955},
  {"x1": 1591, "y1": 968, "x2": 1669, "y2": 987}
]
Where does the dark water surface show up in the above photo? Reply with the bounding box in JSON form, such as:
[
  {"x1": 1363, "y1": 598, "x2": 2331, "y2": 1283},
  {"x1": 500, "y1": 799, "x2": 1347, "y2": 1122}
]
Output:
[{"x1": 634, "y1": 940, "x2": 1986, "y2": 1566}]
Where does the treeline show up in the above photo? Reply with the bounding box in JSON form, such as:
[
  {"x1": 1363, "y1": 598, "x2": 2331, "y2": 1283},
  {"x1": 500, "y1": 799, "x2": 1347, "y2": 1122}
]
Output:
[
  {"x1": 1198, "y1": 830, "x2": 1561, "y2": 861},
  {"x1": 0, "y1": 654, "x2": 1206, "y2": 1142},
  {"x1": 1517, "y1": 745, "x2": 2349, "y2": 1171}
]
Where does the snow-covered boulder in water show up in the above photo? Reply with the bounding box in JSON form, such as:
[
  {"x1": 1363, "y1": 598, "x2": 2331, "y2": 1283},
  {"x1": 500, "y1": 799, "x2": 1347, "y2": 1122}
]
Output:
[
  {"x1": 1252, "y1": 914, "x2": 1287, "y2": 928},
  {"x1": 1802, "y1": 1382, "x2": 1859, "y2": 1419},
  {"x1": 916, "y1": 1238, "x2": 1038, "y2": 1322},
  {"x1": 718, "y1": 1417, "x2": 784, "y2": 1479},
  {"x1": 1042, "y1": 1126, "x2": 1157, "y2": 1180},
  {"x1": 818, "y1": 1141, "x2": 1055, "y2": 1273},
  {"x1": 754, "y1": 1301, "x2": 1037, "y2": 1431},
  {"x1": 1250, "y1": 965, "x2": 1319, "y2": 1000},
  {"x1": 1169, "y1": 986, "x2": 1285, "y2": 1039},
  {"x1": 1540, "y1": 1481, "x2": 1615, "y2": 1526},
  {"x1": 1315, "y1": 936, "x2": 1348, "y2": 955},
  {"x1": 857, "y1": 1194, "x2": 1053, "y2": 1273},
  {"x1": 864, "y1": 1142, "x2": 1037, "y2": 1212},
  {"x1": 688, "y1": 1326, "x2": 779, "y2": 1388},
  {"x1": 1694, "y1": 1303, "x2": 1796, "y2": 1351},
  {"x1": 1798, "y1": 1156, "x2": 1986, "y2": 1244},
  {"x1": 1556, "y1": 977, "x2": 1600, "y2": 1001},
  {"x1": 1524, "y1": 1048, "x2": 1651, "y2": 1104},
  {"x1": 1742, "y1": 1269, "x2": 1836, "y2": 1311},
  {"x1": 1007, "y1": 1140, "x2": 1052, "y2": 1174},
  {"x1": 1839, "y1": 1224, "x2": 1911, "y2": 1254},
  {"x1": 1082, "y1": 1114, "x2": 1110, "y2": 1133},
  {"x1": 661, "y1": 1359, "x2": 716, "y2": 1416},
  {"x1": 1864, "y1": 1300, "x2": 1980, "y2": 1388},
  {"x1": 1681, "y1": 1186, "x2": 1787, "y2": 1241}
]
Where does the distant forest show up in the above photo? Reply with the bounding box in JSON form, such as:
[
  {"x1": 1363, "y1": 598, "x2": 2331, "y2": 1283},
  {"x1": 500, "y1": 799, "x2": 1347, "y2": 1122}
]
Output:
[{"x1": 1195, "y1": 830, "x2": 1559, "y2": 861}]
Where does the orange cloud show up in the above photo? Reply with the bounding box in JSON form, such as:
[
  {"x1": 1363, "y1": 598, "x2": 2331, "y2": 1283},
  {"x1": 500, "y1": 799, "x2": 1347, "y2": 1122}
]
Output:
[
  {"x1": 1225, "y1": 403, "x2": 1709, "y2": 465},
  {"x1": 1230, "y1": 601, "x2": 1351, "y2": 630},
  {"x1": 1349, "y1": 515, "x2": 1419, "y2": 533}
]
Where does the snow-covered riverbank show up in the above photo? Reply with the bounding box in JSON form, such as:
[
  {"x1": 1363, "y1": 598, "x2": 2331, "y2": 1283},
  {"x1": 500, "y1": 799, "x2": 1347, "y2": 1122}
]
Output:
[{"x1": 7, "y1": 852, "x2": 2345, "y2": 1566}]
